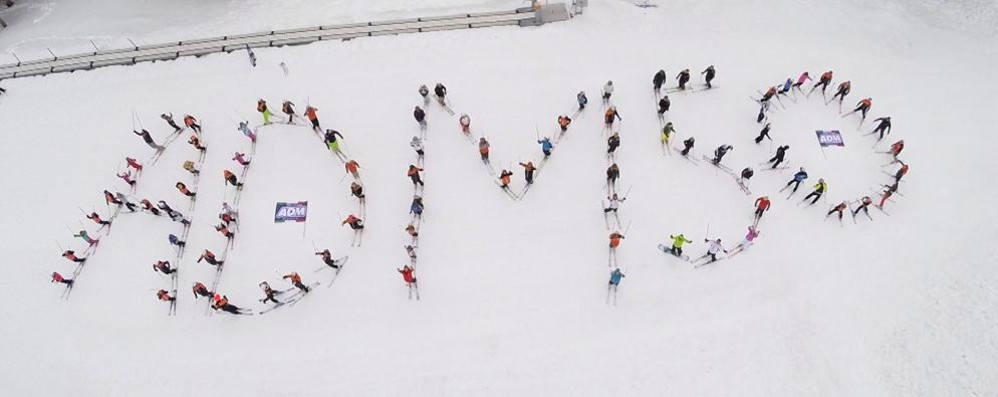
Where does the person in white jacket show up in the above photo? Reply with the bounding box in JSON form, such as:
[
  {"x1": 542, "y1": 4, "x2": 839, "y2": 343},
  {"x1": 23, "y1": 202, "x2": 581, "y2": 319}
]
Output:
[{"x1": 697, "y1": 238, "x2": 728, "y2": 264}]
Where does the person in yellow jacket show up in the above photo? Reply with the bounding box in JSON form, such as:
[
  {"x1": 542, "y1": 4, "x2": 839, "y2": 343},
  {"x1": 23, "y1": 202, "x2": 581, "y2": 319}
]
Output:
[
  {"x1": 802, "y1": 178, "x2": 827, "y2": 205},
  {"x1": 668, "y1": 233, "x2": 693, "y2": 257}
]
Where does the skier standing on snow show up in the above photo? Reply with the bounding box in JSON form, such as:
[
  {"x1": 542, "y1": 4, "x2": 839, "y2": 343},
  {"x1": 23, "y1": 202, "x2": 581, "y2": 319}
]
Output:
[
  {"x1": 759, "y1": 86, "x2": 777, "y2": 103},
  {"x1": 609, "y1": 231, "x2": 625, "y2": 253},
  {"x1": 342, "y1": 214, "x2": 364, "y2": 230},
  {"x1": 237, "y1": 121, "x2": 257, "y2": 143},
  {"x1": 215, "y1": 222, "x2": 235, "y2": 239},
  {"x1": 558, "y1": 115, "x2": 572, "y2": 133},
  {"x1": 845, "y1": 98, "x2": 873, "y2": 120},
  {"x1": 62, "y1": 250, "x2": 86, "y2": 263},
  {"x1": 740, "y1": 167, "x2": 755, "y2": 184},
  {"x1": 407, "y1": 165, "x2": 424, "y2": 187},
  {"x1": 187, "y1": 135, "x2": 206, "y2": 152},
  {"x1": 182, "y1": 161, "x2": 200, "y2": 175},
  {"x1": 324, "y1": 129, "x2": 345, "y2": 157},
  {"x1": 117, "y1": 171, "x2": 136, "y2": 187},
  {"x1": 283, "y1": 272, "x2": 310, "y2": 293},
  {"x1": 281, "y1": 101, "x2": 297, "y2": 124},
  {"x1": 183, "y1": 114, "x2": 202, "y2": 134},
  {"x1": 459, "y1": 114, "x2": 471, "y2": 134},
  {"x1": 853, "y1": 196, "x2": 874, "y2": 218},
  {"x1": 607, "y1": 132, "x2": 621, "y2": 156},
  {"x1": 660, "y1": 122, "x2": 675, "y2": 148},
  {"x1": 801, "y1": 178, "x2": 828, "y2": 205},
  {"x1": 519, "y1": 161, "x2": 537, "y2": 184},
  {"x1": 728, "y1": 226, "x2": 760, "y2": 256},
  {"x1": 157, "y1": 200, "x2": 183, "y2": 221},
  {"x1": 86, "y1": 212, "x2": 111, "y2": 226},
  {"x1": 701, "y1": 65, "x2": 716, "y2": 88},
  {"x1": 810, "y1": 70, "x2": 833, "y2": 97},
  {"x1": 604, "y1": 106, "x2": 621, "y2": 129},
  {"x1": 51, "y1": 272, "x2": 74, "y2": 286},
  {"x1": 781, "y1": 167, "x2": 808, "y2": 193},
  {"x1": 757, "y1": 102, "x2": 768, "y2": 123},
  {"x1": 792, "y1": 71, "x2": 811, "y2": 90},
  {"x1": 192, "y1": 282, "x2": 213, "y2": 299},
  {"x1": 305, "y1": 106, "x2": 321, "y2": 132},
  {"x1": 577, "y1": 91, "x2": 588, "y2": 111},
  {"x1": 604, "y1": 193, "x2": 625, "y2": 213},
  {"x1": 767, "y1": 145, "x2": 790, "y2": 168},
  {"x1": 161, "y1": 113, "x2": 182, "y2": 133},
  {"x1": 157, "y1": 290, "x2": 176, "y2": 303},
  {"x1": 140, "y1": 199, "x2": 161, "y2": 215},
  {"x1": 653, "y1": 69, "x2": 667, "y2": 93},
  {"x1": 233, "y1": 152, "x2": 251, "y2": 166},
  {"x1": 499, "y1": 169, "x2": 513, "y2": 189},
  {"x1": 413, "y1": 106, "x2": 426, "y2": 129},
  {"x1": 777, "y1": 78, "x2": 793, "y2": 96},
  {"x1": 602, "y1": 81, "x2": 614, "y2": 104},
  {"x1": 73, "y1": 230, "x2": 99, "y2": 246},
  {"x1": 223, "y1": 170, "x2": 243, "y2": 188},
  {"x1": 830, "y1": 81, "x2": 851, "y2": 104},
  {"x1": 410, "y1": 136, "x2": 424, "y2": 162},
  {"x1": 892, "y1": 162, "x2": 909, "y2": 183},
  {"x1": 125, "y1": 157, "x2": 144, "y2": 173},
  {"x1": 259, "y1": 281, "x2": 280, "y2": 305},
  {"x1": 257, "y1": 99, "x2": 274, "y2": 125},
  {"x1": 712, "y1": 145, "x2": 733, "y2": 165},
  {"x1": 211, "y1": 294, "x2": 248, "y2": 315},
  {"x1": 197, "y1": 249, "x2": 224, "y2": 266},
  {"x1": 418, "y1": 85, "x2": 430, "y2": 106},
  {"x1": 315, "y1": 249, "x2": 342, "y2": 270},
  {"x1": 152, "y1": 260, "x2": 176, "y2": 275},
  {"x1": 754, "y1": 196, "x2": 771, "y2": 224},
  {"x1": 410, "y1": 196, "x2": 424, "y2": 220},
  {"x1": 169, "y1": 233, "x2": 186, "y2": 248},
  {"x1": 608, "y1": 268, "x2": 625, "y2": 292},
  {"x1": 676, "y1": 69, "x2": 691, "y2": 90},
  {"x1": 658, "y1": 95, "x2": 671, "y2": 116},
  {"x1": 697, "y1": 238, "x2": 728, "y2": 264},
  {"x1": 870, "y1": 116, "x2": 892, "y2": 141},
  {"x1": 754, "y1": 123, "x2": 772, "y2": 144},
  {"x1": 887, "y1": 140, "x2": 905, "y2": 162},
  {"x1": 398, "y1": 265, "x2": 417, "y2": 290},
  {"x1": 538, "y1": 137, "x2": 554, "y2": 158},
  {"x1": 826, "y1": 201, "x2": 848, "y2": 221},
  {"x1": 350, "y1": 182, "x2": 365, "y2": 201},
  {"x1": 133, "y1": 129, "x2": 165, "y2": 151},
  {"x1": 478, "y1": 137, "x2": 490, "y2": 161},
  {"x1": 434, "y1": 83, "x2": 447, "y2": 106},
  {"x1": 606, "y1": 163, "x2": 620, "y2": 192},
  {"x1": 681, "y1": 137, "x2": 695, "y2": 156},
  {"x1": 345, "y1": 160, "x2": 361, "y2": 180},
  {"x1": 879, "y1": 182, "x2": 898, "y2": 209}
]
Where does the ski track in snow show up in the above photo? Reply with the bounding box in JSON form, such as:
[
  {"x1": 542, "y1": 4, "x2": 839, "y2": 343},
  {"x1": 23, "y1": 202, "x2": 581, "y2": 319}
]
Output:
[{"x1": 1, "y1": 0, "x2": 997, "y2": 396}]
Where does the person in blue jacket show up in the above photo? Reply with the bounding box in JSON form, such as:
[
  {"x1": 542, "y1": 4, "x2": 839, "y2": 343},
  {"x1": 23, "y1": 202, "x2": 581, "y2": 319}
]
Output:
[
  {"x1": 781, "y1": 167, "x2": 808, "y2": 193},
  {"x1": 576, "y1": 91, "x2": 588, "y2": 111},
  {"x1": 609, "y1": 268, "x2": 625, "y2": 288},
  {"x1": 410, "y1": 196, "x2": 424, "y2": 218},
  {"x1": 168, "y1": 234, "x2": 186, "y2": 248},
  {"x1": 538, "y1": 137, "x2": 553, "y2": 158}
]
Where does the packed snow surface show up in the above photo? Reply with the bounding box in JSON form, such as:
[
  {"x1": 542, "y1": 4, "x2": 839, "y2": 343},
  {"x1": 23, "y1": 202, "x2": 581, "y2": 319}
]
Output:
[{"x1": 0, "y1": 0, "x2": 996, "y2": 396}]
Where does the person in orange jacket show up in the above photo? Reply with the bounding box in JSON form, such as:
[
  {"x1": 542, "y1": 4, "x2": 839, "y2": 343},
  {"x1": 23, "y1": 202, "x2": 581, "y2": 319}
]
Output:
[
  {"x1": 609, "y1": 232, "x2": 625, "y2": 249},
  {"x1": 223, "y1": 170, "x2": 243, "y2": 188},
  {"x1": 407, "y1": 165, "x2": 424, "y2": 186},
  {"x1": 157, "y1": 289, "x2": 175, "y2": 302},
  {"x1": 810, "y1": 70, "x2": 833, "y2": 96},
  {"x1": 342, "y1": 215, "x2": 364, "y2": 230},
  {"x1": 283, "y1": 272, "x2": 310, "y2": 293},
  {"x1": 830, "y1": 81, "x2": 851, "y2": 104},
  {"x1": 183, "y1": 114, "x2": 202, "y2": 134},
  {"x1": 305, "y1": 105, "x2": 320, "y2": 132},
  {"x1": 557, "y1": 115, "x2": 572, "y2": 132}
]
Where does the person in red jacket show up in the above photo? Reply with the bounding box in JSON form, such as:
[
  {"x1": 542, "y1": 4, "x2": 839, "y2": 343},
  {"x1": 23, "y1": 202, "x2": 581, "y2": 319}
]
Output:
[
  {"x1": 342, "y1": 215, "x2": 364, "y2": 230},
  {"x1": 407, "y1": 165, "x2": 424, "y2": 186},
  {"x1": 62, "y1": 250, "x2": 86, "y2": 263},
  {"x1": 176, "y1": 182, "x2": 196, "y2": 197},
  {"x1": 809, "y1": 70, "x2": 833, "y2": 97},
  {"x1": 157, "y1": 289, "x2": 176, "y2": 302},
  {"x1": 826, "y1": 201, "x2": 849, "y2": 221},
  {"x1": 51, "y1": 272, "x2": 74, "y2": 286},
  {"x1": 283, "y1": 272, "x2": 310, "y2": 293},
  {"x1": 345, "y1": 160, "x2": 360, "y2": 179},
  {"x1": 754, "y1": 196, "x2": 771, "y2": 224},
  {"x1": 125, "y1": 157, "x2": 144, "y2": 173},
  {"x1": 398, "y1": 265, "x2": 419, "y2": 299},
  {"x1": 197, "y1": 249, "x2": 224, "y2": 266},
  {"x1": 192, "y1": 282, "x2": 213, "y2": 299}
]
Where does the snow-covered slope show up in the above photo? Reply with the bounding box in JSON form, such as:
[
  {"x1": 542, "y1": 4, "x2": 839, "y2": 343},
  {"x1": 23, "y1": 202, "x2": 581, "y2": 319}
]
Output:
[{"x1": 1, "y1": 1, "x2": 996, "y2": 396}]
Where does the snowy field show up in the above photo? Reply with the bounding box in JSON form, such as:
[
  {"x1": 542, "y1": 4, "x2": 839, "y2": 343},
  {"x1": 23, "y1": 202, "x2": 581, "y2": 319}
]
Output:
[{"x1": 1, "y1": 0, "x2": 997, "y2": 396}]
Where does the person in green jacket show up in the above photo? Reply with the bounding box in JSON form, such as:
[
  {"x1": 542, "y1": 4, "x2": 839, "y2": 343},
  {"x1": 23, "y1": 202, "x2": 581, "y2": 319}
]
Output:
[{"x1": 669, "y1": 233, "x2": 693, "y2": 256}]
